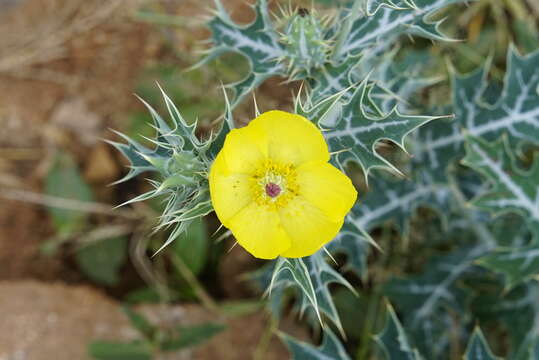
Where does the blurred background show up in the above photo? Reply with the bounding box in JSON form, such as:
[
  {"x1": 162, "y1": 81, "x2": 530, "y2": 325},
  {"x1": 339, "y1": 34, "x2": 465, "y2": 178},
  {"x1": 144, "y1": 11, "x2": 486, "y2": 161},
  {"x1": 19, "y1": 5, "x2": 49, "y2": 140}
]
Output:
[{"x1": 0, "y1": 0, "x2": 538, "y2": 359}]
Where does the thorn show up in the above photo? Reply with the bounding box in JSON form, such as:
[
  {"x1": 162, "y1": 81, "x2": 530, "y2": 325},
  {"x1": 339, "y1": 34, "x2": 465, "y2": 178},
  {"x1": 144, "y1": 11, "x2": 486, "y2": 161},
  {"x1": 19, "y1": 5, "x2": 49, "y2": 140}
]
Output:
[
  {"x1": 211, "y1": 223, "x2": 224, "y2": 237},
  {"x1": 323, "y1": 247, "x2": 339, "y2": 266},
  {"x1": 227, "y1": 241, "x2": 239, "y2": 253},
  {"x1": 252, "y1": 92, "x2": 261, "y2": 116}
]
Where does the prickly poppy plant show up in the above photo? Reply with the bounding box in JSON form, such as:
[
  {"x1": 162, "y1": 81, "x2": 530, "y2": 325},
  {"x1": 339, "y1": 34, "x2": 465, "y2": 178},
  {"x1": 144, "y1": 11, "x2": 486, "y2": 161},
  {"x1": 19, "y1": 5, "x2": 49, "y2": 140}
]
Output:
[{"x1": 111, "y1": 0, "x2": 539, "y2": 358}]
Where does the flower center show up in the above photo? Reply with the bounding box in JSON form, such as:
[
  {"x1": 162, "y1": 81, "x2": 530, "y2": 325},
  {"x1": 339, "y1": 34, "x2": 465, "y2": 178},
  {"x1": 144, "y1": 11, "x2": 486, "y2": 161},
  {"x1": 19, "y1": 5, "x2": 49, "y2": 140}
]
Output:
[
  {"x1": 265, "y1": 182, "x2": 281, "y2": 198},
  {"x1": 251, "y1": 159, "x2": 298, "y2": 208}
]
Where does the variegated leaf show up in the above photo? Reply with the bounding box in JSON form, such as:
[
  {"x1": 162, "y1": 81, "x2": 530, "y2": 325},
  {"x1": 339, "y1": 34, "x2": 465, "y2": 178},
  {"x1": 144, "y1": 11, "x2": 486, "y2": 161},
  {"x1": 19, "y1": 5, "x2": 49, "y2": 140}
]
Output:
[
  {"x1": 415, "y1": 47, "x2": 539, "y2": 181},
  {"x1": 326, "y1": 214, "x2": 371, "y2": 277},
  {"x1": 301, "y1": 252, "x2": 357, "y2": 334},
  {"x1": 475, "y1": 282, "x2": 539, "y2": 360},
  {"x1": 270, "y1": 256, "x2": 322, "y2": 324},
  {"x1": 281, "y1": 328, "x2": 351, "y2": 360},
  {"x1": 333, "y1": 0, "x2": 463, "y2": 60},
  {"x1": 365, "y1": 0, "x2": 415, "y2": 15},
  {"x1": 374, "y1": 303, "x2": 423, "y2": 360},
  {"x1": 477, "y1": 245, "x2": 539, "y2": 289},
  {"x1": 327, "y1": 174, "x2": 452, "y2": 277},
  {"x1": 385, "y1": 245, "x2": 488, "y2": 358},
  {"x1": 464, "y1": 327, "x2": 501, "y2": 360},
  {"x1": 269, "y1": 252, "x2": 355, "y2": 332},
  {"x1": 366, "y1": 50, "x2": 443, "y2": 113},
  {"x1": 461, "y1": 135, "x2": 539, "y2": 241},
  {"x1": 320, "y1": 79, "x2": 443, "y2": 178},
  {"x1": 200, "y1": 0, "x2": 285, "y2": 108},
  {"x1": 351, "y1": 175, "x2": 453, "y2": 236}
]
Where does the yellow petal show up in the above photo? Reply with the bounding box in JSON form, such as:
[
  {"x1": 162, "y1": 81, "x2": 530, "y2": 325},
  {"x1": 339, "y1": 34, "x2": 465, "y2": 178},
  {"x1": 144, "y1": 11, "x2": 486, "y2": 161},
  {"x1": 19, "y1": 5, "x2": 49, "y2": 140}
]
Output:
[
  {"x1": 222, "y1": 125, "x2": 267, "y2": 175},
  {"x1": 279, "y1": 196, "x2": 343, "y2": 258},
  {"x1": 296, "y1": 162, "x2": 357, "y2": 222},
  {"x1": 228, "y1": 203, "x2": 291, "y2": 259},
  {"x1": 249, "y1": 110, "x2": 329, "y2": 166},
  {"x1": 209, "y1": 151, "x2": 253, "y2": 226}
]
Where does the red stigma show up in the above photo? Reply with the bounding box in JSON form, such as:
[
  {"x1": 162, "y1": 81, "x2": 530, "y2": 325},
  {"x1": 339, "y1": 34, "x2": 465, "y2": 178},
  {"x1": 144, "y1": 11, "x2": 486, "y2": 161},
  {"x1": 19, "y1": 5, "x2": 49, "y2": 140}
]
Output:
[{"x1": 265, "y1": 183, "x2": 281, "y2": 198}]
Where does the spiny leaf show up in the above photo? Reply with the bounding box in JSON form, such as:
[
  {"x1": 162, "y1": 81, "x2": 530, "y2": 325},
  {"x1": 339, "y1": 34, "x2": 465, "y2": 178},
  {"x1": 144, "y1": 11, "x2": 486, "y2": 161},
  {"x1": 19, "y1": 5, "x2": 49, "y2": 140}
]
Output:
[
  {"x1": 301, "y1": 252, "x2": 357, "y2": 335},
  {"x1": 200, "y1": 0, "x2": 285, "y2": 107},
  {"x1": 464, "y1": 327, "x2": 502, "y2": 360},
  {"x1": 351, "y1": 175, "x2": 453, "y2": 237},
  {"x1": 326, "y1": 214, "x2": 370, "y2": 277},
  {"x1": 365, "y1": 50, "x2": 443, "y2": 113},
  {"x1": 111, "y1": 87, "x2": 227, "y2": 255},
  {"x1": 318, "y1": 78, "x2": 443, "y2": 179},
  {"x1": 308, "y1": 56, "x2": 360, "y2": 103},
  {"x1": 385, "y1": 245, "x2": 489, "y2": 358},
  {"x1": 208, "y1": 86, "x2": 235, "y2": 159},
  {"x1": 461, "y1": 135, "x2": 539, "y2": 241},
  {"x1": 415, "y1": 47, "x2": 539, "y2": 181},
  {"x1": 333, "y1": 0, "x2": 464, "y2": 60},
  {"x1": 374, "y1": 302, "x2": 423, "y2": 360},
  {"x1": 327, "y1": 175, "x2": 453, "y2": 277},
  {"x1": 365, "y1": 0, "x2": 415, "y2": 15},
  {"x1": 474, "y1": 282, "x2": 539, "y2": 360},
  {"x1": 477, "y1": 245, "x2": 539, "y2": 289},
  {"x1": 269, "y1": 252, "x2": 355, "y2": 332},
  {"x1": 280, "y1": 328, "x2": 351, "y2": 360},
  {"x1": 270, "y1": 256, "x2": 322, "y2": 325}
]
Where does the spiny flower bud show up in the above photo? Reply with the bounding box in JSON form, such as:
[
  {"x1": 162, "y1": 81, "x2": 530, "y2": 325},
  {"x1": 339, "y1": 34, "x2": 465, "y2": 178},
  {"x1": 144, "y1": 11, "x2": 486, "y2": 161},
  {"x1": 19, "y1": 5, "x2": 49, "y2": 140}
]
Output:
[{"x1": 280, "y1": 9, "x2": 329, "y2": 78}]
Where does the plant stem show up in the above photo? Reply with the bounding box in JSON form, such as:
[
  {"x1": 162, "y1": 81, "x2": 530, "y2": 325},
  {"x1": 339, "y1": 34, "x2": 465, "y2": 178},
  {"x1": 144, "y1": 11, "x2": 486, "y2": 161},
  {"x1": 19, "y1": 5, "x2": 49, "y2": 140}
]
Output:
[
  {"x1": 253, "y1": 315, "x2": 278, "y2": 360},
  {"x1": 170, "y1": 253, "x2": 221, "y2": 314},
  {"x1": 356, "y1": 289, "x2": 382, "y2": 360}
]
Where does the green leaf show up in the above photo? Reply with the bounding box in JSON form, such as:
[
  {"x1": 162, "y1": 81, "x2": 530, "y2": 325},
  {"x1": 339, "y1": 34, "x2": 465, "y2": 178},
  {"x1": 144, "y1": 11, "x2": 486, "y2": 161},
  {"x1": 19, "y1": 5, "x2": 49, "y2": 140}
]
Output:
[
  {"x1": 75, "y1": 237, "x2": 127, "y2": 286},
  {"x1": 45, "y1": 153, "x2": 94, "y2": 235},
  {"x1": 366, "y1": 50, "x2": 442, "y2": 113},
  {"x1": 333, "y1": 0, "x2": 463, "y2": 60},
  {"x1": 308, "y1": 56, "x2": 360, "y2": 103},
  {"x1": 477, "y1": 245, "x2": 539, "y2": 289},
  {"x1": 122, "y1": 306, "x2": 155, "y2": 339},
  {"x1": 161, "y1": 323, "x2": 225, "y2": 351},
  {"x1": 374, "y1": 303, "x2": 423, "y2": 360},
  {"x1": 461, "y1": 135, "x2": 539, "y2": 241},
  {"x1": 327, "y1": 174, "x2": 453, "y2": 277},
  {"x1": 269, "y1": 252, "x2": 355, "y2": 332},
  {"x1": 326, "y1": 214, "x2": 370, "y2": 277},
  {"x1": 200, "y1": 0, "x2": 285, "y2": 107},
  {"x1": 125, "y1": 287, "x2": 173, "y2": 304},
  {"x1": 384, "y1": 246, "x2": 488, "y2": 358},
  {"x1": 316, "y1": 79, "x2": 443, "y2": 178},
  {"x1": 464, "y1": 327, "x2": 501, "y2": 360},
  {"x1": 302, "y1": 252, "x2": 357, "y2": 334},
  {"x1": 208, "y1": 87, "x2": 234, "y2": 159},
  {"x1": 474, "y1": 282, "x2": 539, "y2": 360},
  {"x1": 414, "y1": 47, "x2": 539, "y2": 181},
  {"x1": 110, "y1": 86, "x2": 222, "y2": 255},
  {"x1": 88, "y1": 340, "x2": 152, "y2": 360},
  {"x1": 269, "y1": 257, "x2": 322, "y2": 325},
  {"x1": 172, "y1": 218, "x2": 209, "y2": 275},
  {"x1": 280, "y1": 328, "x2": 351, "y2": 360},
  {"x1": 352, "y1": 175, "x2": 453, "y2": 237}
]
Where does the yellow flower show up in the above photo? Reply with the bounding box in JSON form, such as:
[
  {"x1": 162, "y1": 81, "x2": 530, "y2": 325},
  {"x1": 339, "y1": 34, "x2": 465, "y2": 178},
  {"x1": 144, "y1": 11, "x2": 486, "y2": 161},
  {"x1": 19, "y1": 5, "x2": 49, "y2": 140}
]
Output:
[{"x1": 209, "y1": 110, "x2": 357, "y2": 259}]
